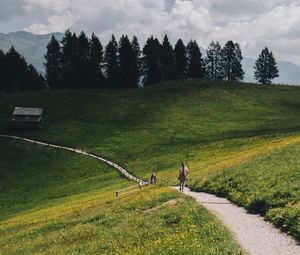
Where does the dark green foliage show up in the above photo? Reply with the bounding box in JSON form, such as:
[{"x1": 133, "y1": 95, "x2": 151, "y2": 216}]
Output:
[
  {"x1": 205, "y1": 41, "x2": 224, "y2": 80},
  {"x1": 0, "y1": 49, "x2": 5, "y2": 94},
  {"x1": 161, "y1": 35, "x2": 175, "y2": 81},
  {"x1": 187, "y1": 40, "x2": 205, "y2": 79},
  {"x1": 89, "y1": 33, "x2": 105, "y2": 88},
  {"x1": 118, "y1": 35, "x2": 139, "y2": 87},
  {"x1": 25, "y1": 64, "x2": 45, "y2": 91},
  {"x1": 174, "y1": 39, "x2": 187, "y2": 80},
  {"x1": 222, "y1": 41, "x2": 244, "y2": 81},
  {"x1": 104, "y1": 35, "x2": 120, "y2": 87},
  {"x1": 75, "y1": 31, "x2": 90, "y2": 88},
  {"x1": 132, "y1": 36, "x2": 142, "y2": 82},
  {"x1": 0, "y1": 47, "x2": 44, "y2": 94},
  {"x1": 142, "y1": 36, "x2": 162, "y2": 85},
  {"x1": 61, "y1": 30, "x2": 78, "y2": 89},
  {"x1": 254, "y1": 47, "x2": 279, "y2": 84},
  {"x1": 3, "y1": 47, "x2": 27, "y2": 93},
  {"x1": 44, "y1": 36, "x2": 62, "y2": 89}
]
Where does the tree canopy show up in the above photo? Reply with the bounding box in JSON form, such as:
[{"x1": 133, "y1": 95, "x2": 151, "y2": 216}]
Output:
[{"x1": 254, "y1": 47, "x2": 279, "y2": 84}]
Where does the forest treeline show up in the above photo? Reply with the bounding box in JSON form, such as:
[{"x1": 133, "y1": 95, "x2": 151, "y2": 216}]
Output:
[
  {"x1": 0, "y1": 47, "x2": 45, "y2": 94},
  {"x1": 44, "y1": 30, "x2": 245, "y2": 89},
  {"x1": 0, "y1": 30, "x2": 279, "y2": 94}
]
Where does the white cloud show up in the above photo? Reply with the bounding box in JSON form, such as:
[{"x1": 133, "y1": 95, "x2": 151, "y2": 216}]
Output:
[{"x1": 1, "y1": 0, "x2": 300, "y2": 64}]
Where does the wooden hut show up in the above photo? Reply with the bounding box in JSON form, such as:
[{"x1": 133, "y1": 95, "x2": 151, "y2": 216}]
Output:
[{"x1": 11, "y1": 107, "x2": 44, "y2": 129}]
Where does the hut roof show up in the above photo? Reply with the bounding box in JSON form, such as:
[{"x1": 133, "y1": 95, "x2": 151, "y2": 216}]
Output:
[{"x1": 13, "y1": 107, "x2": 44, "y2": 116}]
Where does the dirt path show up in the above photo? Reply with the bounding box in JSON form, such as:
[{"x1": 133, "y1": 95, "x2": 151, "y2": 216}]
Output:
[
  {"x1": 3, "y1": 135, "x2": 300, "y2": 254},
  {"x1": 0, "y1": 134, "x2": 148, "y2": 185},
  {"x1": 182, "y1": 188, "x2": 300, "y2": 255}
]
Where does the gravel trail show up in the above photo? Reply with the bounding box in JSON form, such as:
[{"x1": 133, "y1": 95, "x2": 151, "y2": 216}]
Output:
[
  {"x1": 0, "y1": 134, "x2": 148, "y2": 185},
  {"x1": 182, "y1": 188, "x2": 300, "y2": 255}
]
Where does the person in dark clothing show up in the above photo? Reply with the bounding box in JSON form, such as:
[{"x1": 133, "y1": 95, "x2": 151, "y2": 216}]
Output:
[{"x1": 150, "y1": 173, "x2": 157, "y2": 184}]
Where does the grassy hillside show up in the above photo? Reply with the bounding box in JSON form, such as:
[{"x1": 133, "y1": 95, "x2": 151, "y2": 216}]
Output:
[
  {"x1": 200, "y1": 140, "x2": 300, "y2": 241},
  {"x1": 0, "y1": 138, "x2": 243, "y2": 254},
  {"x1": 1, "y1": 80, "x2": 300, "y2": 182},
  {"x1": 2, "y1": 80, "x2": 300, "y2": 251}
]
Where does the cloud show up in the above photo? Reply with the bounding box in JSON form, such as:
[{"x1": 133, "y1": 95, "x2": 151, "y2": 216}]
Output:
[
  {"x1": 1, "y1": 0, "x2": 300, "y2": 64},
  {"x1": 209, "y1": 2, "x2": 300, "y2": 62},
  {"x1": 0, "y1": 0, "x2": 25, "y2": 21}
]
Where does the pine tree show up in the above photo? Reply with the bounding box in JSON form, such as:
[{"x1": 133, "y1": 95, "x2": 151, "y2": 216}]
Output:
[
  {"x1": 118, "y1": 35, "x2": 139, "y2": 87},
  {"x1": 89, "y1": 33, "x2": 105, "y2": 88},
  {"x1": 0, "y1": 50, "x2": 5, "y2": 94},
  {"x1": 24, "y1": 64, "x2": 45, "y2": 91},
  {"x1": 187, "y1": 40, "x2": 205, "y2": 79},
  {"x1": 161, "y1": 35, "x2": 175, "y2": 81},
  {"x1": 3, "y1": 47, "x2": 27, "y2": 93},
  {"x1": 131, "y1": 36, "x2": 141, "y2": 85},
  {"x1": 205, "y1": 41, "x2": 224, "y2": 80},
  {"x1": 254, "y1": 47, "x2": 279, "y2": 84},
  {"x1": 222, "y1": 41, "x2": 244, "y2": 81},
  {"x1": 104, "y1": 35, "x2": 120, "y2": 87},
  {"x1": 142, "y1": 36, "x2": 162, "y2": 85},
  {"x1": 44, "y1": 35, "x2": 62, "y2": 89},
  {"x1": 76, "y1": 31, "x2": 90, "y2": 88},
  {"x1": 174, "y1": 39, "x2": 187, "y2": 80},
  {"x1": 61, "y1": 30, "x2": 78, "y2": 89}
]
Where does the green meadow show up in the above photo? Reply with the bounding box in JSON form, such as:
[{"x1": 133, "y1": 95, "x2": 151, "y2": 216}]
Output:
[
  {"x1": 2, "y1": 80, "x2": 300, "y2": 253},
  {"x1": 0, "y1": 139, "x2": 243, "y2": 254}
]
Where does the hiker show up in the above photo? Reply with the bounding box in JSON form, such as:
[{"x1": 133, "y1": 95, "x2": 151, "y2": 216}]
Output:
[
  {"x1": 150, "y1": 173, "x2": 157, "y2": 184},
  {"x1": 178, "y1": 162, "x2": 188, "y2": 191}
]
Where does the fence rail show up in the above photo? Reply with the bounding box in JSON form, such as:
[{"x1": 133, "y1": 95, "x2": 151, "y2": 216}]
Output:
[
  {"x1": 116, "y1": 182, "x2": 150, "y2": 197},
  {"x1": 0, "y1": 134, "x2": 149, "y2": 187}
]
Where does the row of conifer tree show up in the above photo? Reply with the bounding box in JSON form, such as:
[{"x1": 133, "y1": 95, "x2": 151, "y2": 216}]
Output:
[
  {"x1": 0, "y1": 30, "x2": 279, "y2": 94},
  {"x1": 44, "y1": 30, "x2": 246, "y2": 89},
  {"x1": 0, "y1": 47, "x2": 45, "y2": 94}
]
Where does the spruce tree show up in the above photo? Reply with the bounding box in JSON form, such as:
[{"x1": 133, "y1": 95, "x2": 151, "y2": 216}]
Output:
[
  {"x1": 61, "y1": 30, "x2": 78, "y2": 89},
  {"x1": 0, "y1": 50, "x2": 5, "y2": 94},
  {"x1": 222, "y1": 41, "x2": 244, "y2": 81},
  {"x1": 142, "y1": 36, "x2": 162, "y2": 85},
  {"x1": 89, "y1": 33, "x2": 105, "y2": 88},
  {"x1": 205, "y1": 41, "x2": 224, "y2": 80},
  {"x1": 187, "y1": 40, "x2": 205, "y2": 79},
  {"x1": 44, "y1": 35, "x2": 62, "y2": 89},
  {"x1": 104, "y1": 35, "x2": 120, "y2": 87},
  {"x1": 131, "y1": 36, "x2": 141, "y2": 85},
  {"x1": 4, "y1": 47, "x2": 27, "y2": 93},
  {"x1": 161, "y1": 35, "x2": 175, "y2": 81},
  {"x1": 119, "y1": 35, "x2": 138, "y2": 87},
  {"x1": 24, "y1": 64, "x2": 45, "y2": 91},
  {"x1": 76, "y1": 31, "x2": 90, "y2": 88},
  {"x1": 174, "y1": 39, "x2": 187, "y2": 80},
  {"x1": 254, "y1": 47, "x2": 279, "y2": 84}
]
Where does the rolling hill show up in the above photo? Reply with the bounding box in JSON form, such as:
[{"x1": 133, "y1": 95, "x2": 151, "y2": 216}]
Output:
[{"x1": 2, "y1": 80, "x2": 300, "y2": 252}]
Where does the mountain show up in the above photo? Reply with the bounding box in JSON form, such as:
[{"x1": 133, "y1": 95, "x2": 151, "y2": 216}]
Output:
[
  {"x1": 0, "y1": 31, "x2": 63, "y2": 73},
  {"x1": 243, "y1": 57, "x2": 300, "y2": 85},
  {"x1": 1, "y1": 31, "x2": 300, "y2": 85}
]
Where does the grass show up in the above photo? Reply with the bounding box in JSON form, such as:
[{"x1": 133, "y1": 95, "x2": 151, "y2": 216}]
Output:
[
  {"x1": 2, "y1": 81, "x2": 300, "y2": 182},
  {"x1": 0, "y1": 138, "x2": 243, "y2": 254},
  {"x1": 2, "y1": 80, "x2": 300, "y2": 251},
  {"x1": 197, "y1": 139, "x2": 300, "y2": 241}
]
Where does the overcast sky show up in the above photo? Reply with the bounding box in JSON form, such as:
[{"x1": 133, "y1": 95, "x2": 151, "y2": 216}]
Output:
[{"x1": 1, "y1": 0, "x2": 300, "y2": 64}]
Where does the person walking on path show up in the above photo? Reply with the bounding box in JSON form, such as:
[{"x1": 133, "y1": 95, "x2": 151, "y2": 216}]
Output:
[{"x1": 178, "y1": 162, "x2": 189, "y2": 191}]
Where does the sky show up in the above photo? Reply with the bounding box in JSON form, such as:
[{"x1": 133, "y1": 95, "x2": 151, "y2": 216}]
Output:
[{"x1": 1, "y1": 0, "x2": 300, "y2": 64}]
